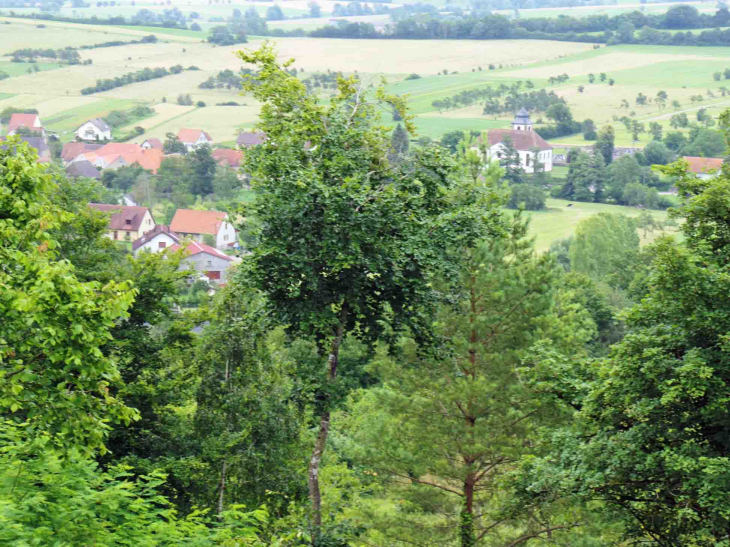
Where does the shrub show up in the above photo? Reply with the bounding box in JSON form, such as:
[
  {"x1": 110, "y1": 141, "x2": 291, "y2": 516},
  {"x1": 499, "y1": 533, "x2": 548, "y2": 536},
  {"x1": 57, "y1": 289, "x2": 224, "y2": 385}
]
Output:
[
  {"x1": 405, "y1": 73, "x2": 421, "y2": 80},
  {"x1": 507, "y1": 184, "x2": 547, "y2": 211},
  {"x1": 196, "y1": 101, "x2": 206, "y2": 107},
  {"x1": 583, "y1": 130, "x2": 598, "y2": 140}
]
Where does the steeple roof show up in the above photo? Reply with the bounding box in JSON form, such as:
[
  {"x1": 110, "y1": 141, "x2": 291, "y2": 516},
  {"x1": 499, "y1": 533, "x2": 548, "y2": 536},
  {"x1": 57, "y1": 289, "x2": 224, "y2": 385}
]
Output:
[{"x1": 513, "y1": 108, "x2": 532, "y2": 124}]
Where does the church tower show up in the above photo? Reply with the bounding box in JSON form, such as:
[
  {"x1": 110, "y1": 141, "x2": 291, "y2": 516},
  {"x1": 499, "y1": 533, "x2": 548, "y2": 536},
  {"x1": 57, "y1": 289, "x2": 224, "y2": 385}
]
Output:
[{"x1": 511, "y1": 108, "x2": 533, "y2": 131}]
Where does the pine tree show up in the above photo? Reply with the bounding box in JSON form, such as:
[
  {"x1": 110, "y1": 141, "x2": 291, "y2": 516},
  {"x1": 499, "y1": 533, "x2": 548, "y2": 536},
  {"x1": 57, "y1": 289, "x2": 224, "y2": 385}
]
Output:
[
  {"x1": 499, "y1": 135, "x2": 525, "y2": 184},
  {"x1": 390, "y1": 123, "x2": 409, "y2": 158}
]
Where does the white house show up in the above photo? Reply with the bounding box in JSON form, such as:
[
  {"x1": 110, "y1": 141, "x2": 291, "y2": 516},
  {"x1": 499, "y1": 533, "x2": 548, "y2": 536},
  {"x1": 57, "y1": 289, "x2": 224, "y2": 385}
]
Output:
[
  {"x1": 475, "y1": 109, "x2": 553, "y2": 174},
  {"x1": 169, "y1": 209, "x2": 237, "y2": 249},
  {"x1": 131, "y1": 225, "x2": 180, "y2": 257},
  {"x1": 76, "y1": 118, "x2": 112, "y2": 141},
  {"x1": 177, "y1": 128, "x2": 213, "y2": 151}
]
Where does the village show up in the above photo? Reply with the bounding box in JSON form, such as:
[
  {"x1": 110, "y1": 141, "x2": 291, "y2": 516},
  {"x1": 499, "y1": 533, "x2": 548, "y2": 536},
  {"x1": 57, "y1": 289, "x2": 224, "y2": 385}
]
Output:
[{"x1": 2, "y1": 110, "x2": 271, "y2": 285}]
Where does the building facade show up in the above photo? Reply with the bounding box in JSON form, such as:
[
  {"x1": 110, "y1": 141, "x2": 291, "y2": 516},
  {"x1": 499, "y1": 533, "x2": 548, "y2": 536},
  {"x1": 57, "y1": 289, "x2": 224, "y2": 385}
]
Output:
[{"x1": 476, "y1": 109, "x2": 554, "y2": 174}]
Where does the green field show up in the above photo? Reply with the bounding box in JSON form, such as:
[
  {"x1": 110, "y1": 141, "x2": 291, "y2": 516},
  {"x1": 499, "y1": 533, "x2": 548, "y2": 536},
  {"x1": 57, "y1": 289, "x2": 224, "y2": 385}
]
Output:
[{"x1": 526, "y1": 198, "x2": 675, "y2": 252}]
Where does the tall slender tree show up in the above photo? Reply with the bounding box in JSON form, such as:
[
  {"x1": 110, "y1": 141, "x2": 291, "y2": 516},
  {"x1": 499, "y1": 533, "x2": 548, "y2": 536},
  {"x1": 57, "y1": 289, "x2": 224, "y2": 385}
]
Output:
[{"x1": 235, "y1": 44, "x2": 503, "y2": 531}]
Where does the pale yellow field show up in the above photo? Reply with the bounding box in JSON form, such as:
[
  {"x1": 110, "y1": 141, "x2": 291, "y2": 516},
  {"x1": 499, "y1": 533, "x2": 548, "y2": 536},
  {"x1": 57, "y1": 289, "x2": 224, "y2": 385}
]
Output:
[
  {"x1": 142, "y1": 104, "x2": 262, "y2": 143},
  {"x1": 260, "y1": 38, "x2": 595, "y2": 74},
  {"x1": 120, "y1": 102, "x2": 197, "y2": 131},
  {"x1": 507, "y1": 52, "x2": 728, "y2": 79}
]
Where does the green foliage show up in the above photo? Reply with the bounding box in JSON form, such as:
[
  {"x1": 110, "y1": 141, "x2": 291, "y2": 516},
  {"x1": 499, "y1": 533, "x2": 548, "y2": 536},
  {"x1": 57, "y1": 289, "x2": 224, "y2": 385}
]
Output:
[
  {"x1": 0, "y1": 138, "x2": 136, "y2": 452},
  {"x1": 560, "y1": 151, "x2": 606, "y2": 203},
  {"x1": 341, "y1": 213, "x2": 595, "y2": 547},
  {"x1": 164, "y1": 132, "x2": 188, "y2": 155},
  {"x1": 235, "y1": 43, "x2": 503, "y2": 527},
  {"x1": 507, "y1": 183, "x2": 546, "y2": 210},
  {"x1": 498, "y1": 135, "x2": 525, "y2": 184},
  {"x1": 570, "y1": 212, "x2": 640, "y2": 291},
  {"x1": 524, "y1": 165, "x2": 730, "y2": 547},
  {"x1": 0, "y1": 420, "x2": 276, "y2": 546}
]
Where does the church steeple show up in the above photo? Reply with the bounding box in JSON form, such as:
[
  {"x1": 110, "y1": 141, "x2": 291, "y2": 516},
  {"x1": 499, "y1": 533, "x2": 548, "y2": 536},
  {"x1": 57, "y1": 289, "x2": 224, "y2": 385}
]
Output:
[{"x1": 512, "y1": 108, "x2": 533, "y2": 131}]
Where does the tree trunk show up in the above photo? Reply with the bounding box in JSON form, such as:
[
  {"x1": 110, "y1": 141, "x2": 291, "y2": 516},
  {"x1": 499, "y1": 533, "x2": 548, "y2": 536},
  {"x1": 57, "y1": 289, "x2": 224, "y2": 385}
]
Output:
[
  {"x1": 218, "y1": 460, "x2": 227, "y2": 514},
  {"x1": 461, "y1": 478, "x2": 476, "y2": 547},
  {"x1": 308, "y1": 302, "x2": 349, "y2": 530}
]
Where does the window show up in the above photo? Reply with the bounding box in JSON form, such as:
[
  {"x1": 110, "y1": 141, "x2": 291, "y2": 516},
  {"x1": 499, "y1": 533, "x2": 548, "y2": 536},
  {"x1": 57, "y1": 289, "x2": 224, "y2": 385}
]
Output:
[
  {"x1": 206, "y1": 260, "x2": 213, "y2": 267},
  {"x1": 125, "y1": 219, "x2": 132, "y2": 225},
  {"x1": 223, "y1": 234, "x2": 228, "y2": 241},
  {"x1": 114, "y1": 231, "x2": 118, "y2": 240},
  {"x1": 159, "y1": 242, "x2": 166, "y2": 249},
  {"x1": 526, "y1": 154, "x2": 530, "y2": 166}
]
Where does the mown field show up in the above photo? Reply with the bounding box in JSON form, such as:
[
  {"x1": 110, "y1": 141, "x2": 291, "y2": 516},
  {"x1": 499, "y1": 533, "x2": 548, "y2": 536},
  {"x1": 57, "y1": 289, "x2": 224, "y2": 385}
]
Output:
[
  {"x1": 526, "y1": 198, "x2": 675, "y2": 252},
  {"x1": 1, "y1": 17, "x2": 729, "y2": 148}
]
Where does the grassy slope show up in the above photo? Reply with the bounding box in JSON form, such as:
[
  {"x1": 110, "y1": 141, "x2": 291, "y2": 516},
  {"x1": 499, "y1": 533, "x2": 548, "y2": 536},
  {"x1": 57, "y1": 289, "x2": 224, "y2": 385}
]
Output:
[{"x1": 526, "y1": 198, "x2": 673, "y2": 252}]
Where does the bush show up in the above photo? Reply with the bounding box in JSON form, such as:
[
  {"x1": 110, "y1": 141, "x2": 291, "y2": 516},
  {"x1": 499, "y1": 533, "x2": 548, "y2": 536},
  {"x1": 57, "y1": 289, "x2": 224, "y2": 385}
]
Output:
[
  {"x1": 190, "y1": 22, "x2": 202, "y2": 31},
  {"x1": 622, "y1": 183, "x2": 660, "y2": 209},
  {"x1": 507, "y1": 184, "x2": 547, "y2": 211},
  {"x1": 196, "y1": 101, "x2": 206, "y2": 107},
  {"x1": 405, "y1": 73, "x2": 421, "y2": 80},
  {"x1": 583, "y1": 130, "x2": 598, "y2": 140},
  {"x1": 550, "y1": 186, "x2": 563, "y2": 198}
]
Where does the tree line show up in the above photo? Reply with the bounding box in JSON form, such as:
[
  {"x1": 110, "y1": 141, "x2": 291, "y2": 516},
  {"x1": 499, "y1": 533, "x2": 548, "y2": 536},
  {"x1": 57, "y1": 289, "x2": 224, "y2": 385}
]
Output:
[{"x1": 80, "y1": 65, "x2": 187, "y2": 95}]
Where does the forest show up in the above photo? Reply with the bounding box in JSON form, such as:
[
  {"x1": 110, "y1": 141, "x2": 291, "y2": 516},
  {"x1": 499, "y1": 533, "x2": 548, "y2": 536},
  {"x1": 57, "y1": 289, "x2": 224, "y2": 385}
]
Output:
[{"x1": 2, "y1": 44, "x2": 730, "y2": 547}]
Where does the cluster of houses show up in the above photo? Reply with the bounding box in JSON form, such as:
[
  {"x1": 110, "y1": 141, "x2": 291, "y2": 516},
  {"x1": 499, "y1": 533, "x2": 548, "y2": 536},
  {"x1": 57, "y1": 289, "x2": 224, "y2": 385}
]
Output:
[
  {"x1": 2, "y1": 112, "x2": 267, "y2": 181},
  {"x1": 89, "y1": 203, "x2": 239, "y2": 283}
]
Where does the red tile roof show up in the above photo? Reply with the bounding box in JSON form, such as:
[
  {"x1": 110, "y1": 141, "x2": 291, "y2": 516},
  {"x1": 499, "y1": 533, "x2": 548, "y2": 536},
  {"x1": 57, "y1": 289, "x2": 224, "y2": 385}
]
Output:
[
  {"x1": 170, "y1": 209, "x2": 228, "y2": 235},
  {"x1": 684, "y1": 156, "x2": 723, "y2": 174},
  {"x1": 88, "y1": 204, "x2": 153, "y2": 231},
  {"x1": 61, "y1": 142, "x2": 103, "y2": 162},
  {"x1": 177, "y1": 128, "x2": 212, "y2": 144},
  {"x1": 95, "y1": 143, "x2": 144, "y2": 156},
  {"x1": 121, "y1": 148, "x2": 164, "y2": 173},
  {"x1": 169, "y1": 241, "x2": 232, "y2": 261},
  {"x1": 482, "y1": 129, "x2": 552, "y2": 151},
  {"x1": 236, "y1": 131, "x2": 267, "y2": 147},
  {"x1": 212, "y1": 148, "x2": 243, "y2": 167},
  {"x1": 8, "y1": 113, "x2": 40, "y2": 132}
]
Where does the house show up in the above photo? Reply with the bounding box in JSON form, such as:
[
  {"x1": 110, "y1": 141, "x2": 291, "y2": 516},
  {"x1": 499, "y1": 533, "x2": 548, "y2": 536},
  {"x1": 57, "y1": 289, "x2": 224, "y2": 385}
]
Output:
[
  {"x1": 169, "y1": 241, "x2": 233, "y2": 282},
  {"x1": 684, "y1": 156, "x2": 723, "y2": 180},
  {"x1": 75, "y1": 118, "x2": 112, "y2": 141},
  {"x1": 169, "y1": 209, "x2": 237, "y2": 249},
  {"x1": 131, "y1": 224, "x2": 180, "y2": 257},
  {"x1": 141, "y1": 138, "x2": 163, "y2": 150},
  {"x1": 61, "y1": 142, "x2": 103, "y2": 164},
  {"x1": 236, "y1": 131, "x2": 266, "y2": 148},
  {"x1": 88, "y1": 203, "x2": 155, "y2": 242},
  {"x1": 212, "y1": 148, "x2": 243, "y2": 168},
  {"x1": 7, "y1": 113, "x2": 45, "y2": 138},
  {"x1": 475, "y1": 109, "x2": 553, "y2": 173},
  {"x1": 66, "y1": 160, "x2": 101, "y2": 179},
  {"x1": 177, "y1": 128, "x2": 213, "y2": 151}
]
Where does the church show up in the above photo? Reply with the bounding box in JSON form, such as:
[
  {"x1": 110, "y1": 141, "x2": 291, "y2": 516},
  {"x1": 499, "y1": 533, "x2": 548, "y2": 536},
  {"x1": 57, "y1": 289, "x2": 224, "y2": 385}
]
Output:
[{"x1": 475, "y1": 109, "x2": 553, "y2": 173}]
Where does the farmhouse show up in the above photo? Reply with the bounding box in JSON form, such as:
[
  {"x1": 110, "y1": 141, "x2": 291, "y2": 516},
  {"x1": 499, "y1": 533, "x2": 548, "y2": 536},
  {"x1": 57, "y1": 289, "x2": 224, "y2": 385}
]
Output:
[
  {"x1": 141, "y1": 138, "x2": 163, "y2": 150},
  {"x1": 236, "y1": 131, "x2": 267, "y2": 148},
  {"x1": 75, "y1": 118, "x2": 112, "y2": 141},
  {"x1": 169, "y1": 209, "x2": 237, "y2": 249},
  {"x1": 131, "y1": 224, "x2": 180, "y2": 257},
  {"x1": 70, "y1": 143, "x2": 164, "y2": 173},
  {"x1": 178, "y1": 128, "x2": 213, "y2": 151},
  {"x1": 476, "y1": 109, "x2": 553, "y2": 173},
  {"x1": 88, "y1": 203, "x2": 155, "y2": 242},
  {"x1": 170, "y1": 241, "x2": 233, "y2": 282},
  {"x1": 7, "y1": 113, "x2": 45, "y2": 138},
  {"x1": 684, "y1": 156, "x2": 723, "y2": 180}
]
